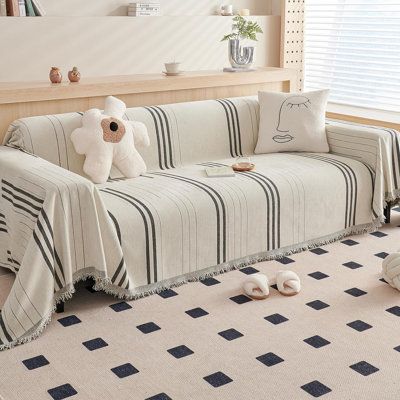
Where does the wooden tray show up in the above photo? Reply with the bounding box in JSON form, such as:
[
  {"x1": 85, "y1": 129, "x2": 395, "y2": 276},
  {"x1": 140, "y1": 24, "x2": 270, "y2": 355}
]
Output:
[{"x1": 232, "y1": 162, "x2": 255, "y2": 172}]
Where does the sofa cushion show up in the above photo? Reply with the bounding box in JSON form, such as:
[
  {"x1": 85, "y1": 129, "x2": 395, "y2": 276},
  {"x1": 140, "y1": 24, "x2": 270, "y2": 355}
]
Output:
[
  {"x1": 255, "y1": 89, "x2": 329, "y2": 154},
  {"x1": 4, "y1": 96, "x2": 259, "y2": 178}
]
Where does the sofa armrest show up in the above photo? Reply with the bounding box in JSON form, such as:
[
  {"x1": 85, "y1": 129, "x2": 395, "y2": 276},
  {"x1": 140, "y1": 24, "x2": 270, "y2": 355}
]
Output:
[
  {"x1": 326, "y1": 119, "x2": 400, "y2": 202},
  {"x1": 0, "y1": 146, "x2": 123, "y2": 348}
]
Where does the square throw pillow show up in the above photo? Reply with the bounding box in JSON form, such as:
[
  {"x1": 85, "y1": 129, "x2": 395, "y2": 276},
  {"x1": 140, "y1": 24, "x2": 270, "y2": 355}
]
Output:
[{"x1": 255, "y1": 89, "x2": 330, "y2": 154}]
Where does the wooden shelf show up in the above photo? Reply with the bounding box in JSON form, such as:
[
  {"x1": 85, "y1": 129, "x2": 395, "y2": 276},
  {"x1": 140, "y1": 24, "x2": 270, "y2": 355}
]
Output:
[{"x1": 0, "y1": 68, "x2": 296, "y2": 105}]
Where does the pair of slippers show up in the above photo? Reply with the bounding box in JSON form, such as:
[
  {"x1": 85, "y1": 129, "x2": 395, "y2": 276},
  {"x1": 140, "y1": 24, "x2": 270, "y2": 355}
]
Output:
[{"x1": 243, "y1": 270, "x2": 301, "y2": 299}]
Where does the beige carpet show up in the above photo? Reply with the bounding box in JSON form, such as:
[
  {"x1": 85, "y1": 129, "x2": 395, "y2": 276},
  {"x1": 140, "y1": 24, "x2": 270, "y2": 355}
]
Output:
[{"x1": 1, "y1": 213, "x2": 400, "y2": 400}]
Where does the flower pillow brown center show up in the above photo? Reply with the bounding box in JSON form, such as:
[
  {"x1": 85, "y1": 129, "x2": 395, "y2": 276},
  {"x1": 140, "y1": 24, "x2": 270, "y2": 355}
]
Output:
[{"x1": 101, "y1": 117, "x2": 126, "y2": 143}]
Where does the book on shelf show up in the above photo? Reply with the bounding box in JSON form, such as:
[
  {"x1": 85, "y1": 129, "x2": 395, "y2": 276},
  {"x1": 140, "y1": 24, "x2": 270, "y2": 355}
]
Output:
[
  {"x1": 25, "y1": 0, "x2": 36, "y2": 16},
  {"x1": 18, "y1": 0, "x2": 26, "y2": 15},
  {"x1": 0, "y1": 0, "x2": 7, "y2": 16},
  {"x1": 6, "y1": 0, "x2": 19, "y2": 15},
  {"x1": 31, "y1": 0, "x2": 45, "y2": 15},
  {"x1": 128, "y1": 11, "x2": 160, "y2": 16}
]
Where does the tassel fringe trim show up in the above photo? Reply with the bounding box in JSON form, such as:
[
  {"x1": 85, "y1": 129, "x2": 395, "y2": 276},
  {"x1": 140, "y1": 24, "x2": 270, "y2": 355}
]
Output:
[{"x1": 0, "y1": 215, "x2": 385, "y2": 351}]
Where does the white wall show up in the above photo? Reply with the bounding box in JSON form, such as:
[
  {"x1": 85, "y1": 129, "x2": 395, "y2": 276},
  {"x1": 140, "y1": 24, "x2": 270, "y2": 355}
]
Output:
[
  {"x1": 0, "y1": 0, "x2": 282, "y2": 82},
  {"x1": 0, "y1": 15, "x2": 280, "y2": 82},
  {"x1": 38, "y1": 0, "x2": 272, "y2": 16}
]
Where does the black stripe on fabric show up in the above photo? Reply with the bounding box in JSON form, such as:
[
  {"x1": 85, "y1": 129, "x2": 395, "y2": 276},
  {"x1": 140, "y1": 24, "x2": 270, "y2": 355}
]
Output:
[
  {"x1": 2, "y1": 180, "x2": 43, "y2": 205},
  {"x1": 363, "y1": 163, "x2": 379, "y2": 219},
  {"x1": 40, "y1": 209, "x2": 65, "y2": 282},
  {"x1": 154, "y1": 106, "x2": 175, "y2": 169},
  {"x1": 216, "y1": 99, "x2": 235, "y2": 157},
  {"x1": 2, "y1": 195, "x2": 39, "y2": 219},
  {"x1": 2, "y1": 187, "x2": 42, "y2": 212},
  {"x1": 107, "y1": 188, "x2": 158, "y2": 282},
  {"x1": 111, "y1": 258, "x2": 125, "y2": 284},
  {"x1": 224, "y1": 99, "x2": 243, "y2": 157},
  {"x1": 0, "y1": 228, "x2": 7, "y2": 233},
  {"x1": 0, "y1": 313, "x2": 13, "y2": 342},
  {"x1": 296, "y1": 154, "x2": 356, "y2": 228},
  {"x1": 118, "y1": 269, "x2": 128, "y2": 288},
  {"x1": 238, "y1": 172, "x2": 275, "y2": 250},
  {"x1": 36, "y1": 218, "x2": 63, "y2": 289},
  {"x1": 32, "y1": 230, "x2": 57, "y2": 281},
  {"x1": 108, "y1": 211, "x2": 122, "y2": 244},
  {"x1": 310, "y1": 154, "x2": 358, "y2": 227},
  {"x1": 145, "y1": 107, "x2": 167, "y2": 170},
  {"x1": 0, "y1": 212, "x2": 5, "y2": 218},
  {"x1": 152, "y1": 172, "x2": 227, "y2": 263},
  {"x1": 247, "y1": 171, "x2": 281, "y2": 249},
  {"x1": 101, "y1": 189, "x2": 153, "y2": 284}
]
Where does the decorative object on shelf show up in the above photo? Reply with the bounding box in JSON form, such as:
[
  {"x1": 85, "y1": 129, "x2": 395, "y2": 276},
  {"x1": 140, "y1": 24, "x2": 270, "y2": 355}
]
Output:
[
  {"x1": 68, "y1": 67, "x2": 81, "y2": 83},
  {"x1": 232, "y1": 156, "x2": 254, "y2": 172},
  {"x1": 239, "y1": 8, "x2": 250, "y2": 16},
  {"x1": 128, "y1": 2, "x2": 160, "y2": 16},
  {"x1": 49, "y1": 67, "x2": 62, "y2": 84},
  {"x1": 382, "y1": 251, "x2": 400, "y2": 291},
  {"x1": 221, "y1": 14, "x2": 263, "y2": 70},
  {"x1": 163, "y1": 61, "x2": 182, "y2": 76},
  {"x1": 220, "y1": 4, "x2": 233, "y2": 16}
]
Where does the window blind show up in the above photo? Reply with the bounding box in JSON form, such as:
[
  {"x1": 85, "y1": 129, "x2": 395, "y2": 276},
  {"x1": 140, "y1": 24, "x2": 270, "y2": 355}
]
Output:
[{"x1": 304, "y1": 0, "x2": 400, "y2": 113}]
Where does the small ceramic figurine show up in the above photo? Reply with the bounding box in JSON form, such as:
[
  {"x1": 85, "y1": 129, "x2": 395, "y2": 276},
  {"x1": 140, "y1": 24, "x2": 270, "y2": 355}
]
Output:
[
  {"x1": 68, "y1": 67, "x2": 81, "y2": 83},
  {"x1": 49, "y1": 67, "x2": 62, "y2": 84}
]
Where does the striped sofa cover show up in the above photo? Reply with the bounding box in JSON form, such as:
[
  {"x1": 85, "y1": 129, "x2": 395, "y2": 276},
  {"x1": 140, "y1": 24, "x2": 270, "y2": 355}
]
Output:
[{"x1": 1, "y1": 96, "x2": 400, "y2": 349}]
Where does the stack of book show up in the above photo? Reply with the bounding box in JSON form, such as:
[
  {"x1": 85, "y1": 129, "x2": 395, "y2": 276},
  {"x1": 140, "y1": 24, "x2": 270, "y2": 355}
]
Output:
[
  {"x1": 1, "y1": 0, "x2": 45, "y2": 16},
  {"x1": 128, "y1": 2, "x2": 160, "y2": 16}
]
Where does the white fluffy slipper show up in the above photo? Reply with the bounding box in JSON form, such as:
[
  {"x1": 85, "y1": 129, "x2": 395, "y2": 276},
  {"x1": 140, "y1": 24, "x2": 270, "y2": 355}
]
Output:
[
  {"x1": 242, "y1": 273, "x2": 270, "y2": 300},
  {"x1": 273, "y1": 270, "x2": 301, "y2": 296},
  {"x1": 382, "y1": 252, "x2": 400, "y2": 291}
]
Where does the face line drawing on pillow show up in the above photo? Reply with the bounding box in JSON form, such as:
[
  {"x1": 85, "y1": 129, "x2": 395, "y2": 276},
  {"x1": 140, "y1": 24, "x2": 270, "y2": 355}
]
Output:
[{"x1": 273, "y1": 96, "x2": 312, "y2": 144}]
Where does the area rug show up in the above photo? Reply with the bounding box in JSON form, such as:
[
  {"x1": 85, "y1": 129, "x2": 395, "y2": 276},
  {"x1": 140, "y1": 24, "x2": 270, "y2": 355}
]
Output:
[{"x1": 1, "y1": 212, "x2": 400, "y2": 400}]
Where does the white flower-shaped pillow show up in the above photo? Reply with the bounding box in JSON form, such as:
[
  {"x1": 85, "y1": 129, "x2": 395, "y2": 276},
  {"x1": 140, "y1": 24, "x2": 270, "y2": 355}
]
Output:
[{"x1": 71, "y1": 96, "x2": 150, "y2": 183}]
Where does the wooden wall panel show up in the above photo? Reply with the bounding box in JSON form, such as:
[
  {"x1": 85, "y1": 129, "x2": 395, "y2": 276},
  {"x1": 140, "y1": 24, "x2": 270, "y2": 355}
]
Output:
[{"x1": 280, "y1": 0, "x2": 305, "y2": 91}]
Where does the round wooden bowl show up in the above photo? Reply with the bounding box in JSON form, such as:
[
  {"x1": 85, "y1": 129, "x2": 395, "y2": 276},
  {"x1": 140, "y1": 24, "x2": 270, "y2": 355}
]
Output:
[{"x1": 232, "y1": 162, "x2": 255, "y2": 172}]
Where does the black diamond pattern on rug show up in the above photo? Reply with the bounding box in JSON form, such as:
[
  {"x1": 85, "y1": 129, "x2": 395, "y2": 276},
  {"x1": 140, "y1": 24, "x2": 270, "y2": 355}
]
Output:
[
  {"x1": 47, "y1": 384, "x2": 77, "y2": 400},
  {"x1": 277, "y1": 256, "x2": 295, "y2": 265},
  {"x1": 303, "y1": 335, "x2": 331, "y2": 349},
  {"x1": 375, "y1": 252, "x2": 389, "y2": 259},
  {"x1": 158, "y1": 289, "x2": 178, "y2": 299},
  {"x1": 218, "y1": 328, "x2": 243, "y2": 341},
  {"x1": 136, "y1": 322, "x2": 161, "y2": 334},
  {"x1": 264, "y1": 313, "x2": 289, "y2": 325},
  {"x1": 394, "y1": 345, "x2": 400, "y2": 352},
  {"x1": 370, "y1": 231, "x2": 388, "y2": 238},
  {"x1": 301, "y1": 381, "x2": 332, "y2": 397},
  {"x1": 109, "y1": 302, "x2": 132, "y2": 312},
  {"x1": 386, "y1": 306, "x2": 400, "y2": 316},
  {"x1": 306, "y1": 300, "x2": 330, "y2": 310},
  {"x1": 350, "y1": 361, "x2": 379, "y2": 376},
  {"x1": 111, "y1": 363, "x2": 139, "y2": 378},
  {"x1": 145, "y1": 393, "x2": 172, "y2": 400},
  {"x1": 239, "y1": 266, "x2": 259, "y2": 275},
  {"x1": 309, "y1": 248, "x2": 328, "y2": 255},
  {"x1": 308, "y1": 271, "x2": 329, "y2": 280},
  {"x1": 22, "y1": 355, "x2": 49, "y2": 370},
  {"x1": 82, "y1": 338, "x2": 108, "y2": 351},
  {"x1": 200, "y1": 277, "x2": 220, "y2": 286},
  {"x1": 343, "y1": 261, "x2": 363, "y2": 269},
  {"x1": 230, "y1": 294, "x2": 253, "y2": 304},
  {"x1": 256, "y1": 352, "x2": 284, "y2": 367},
  {"x1": 57, "y1": 315, "x2": 81, "y2": 327},
  {"x1": 347, "y1": 320, "x2": 372, "y2": 332},
  {"x1": 344, "y1": 288, "x2": 367, "y2": 297},
  {"x1": 341, "y1": 239, "x2": 359, "y2": 246},
  {"x1": 167, "y1": 345, "x2": 194, "y2": 359},
  {"x1": 203, "y1": 371, "x2": 233, "y2": 387},
  {"x1": 185, "y1": 307, "x2": 209, "y2": 318}
]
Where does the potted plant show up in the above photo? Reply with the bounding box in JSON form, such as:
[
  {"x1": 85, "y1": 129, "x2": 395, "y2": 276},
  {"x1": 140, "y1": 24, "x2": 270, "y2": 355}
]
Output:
[{"x1": 221, "y1": 15, "x2": 263, "y2": 70}]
